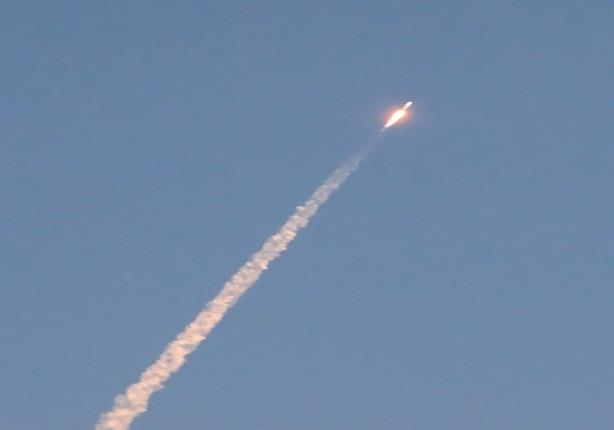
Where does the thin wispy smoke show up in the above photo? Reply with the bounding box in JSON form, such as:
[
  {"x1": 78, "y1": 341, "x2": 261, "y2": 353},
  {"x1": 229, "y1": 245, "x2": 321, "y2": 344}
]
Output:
[{"x1": 95, "y1": 141, "x2": 377, "y2": 430}]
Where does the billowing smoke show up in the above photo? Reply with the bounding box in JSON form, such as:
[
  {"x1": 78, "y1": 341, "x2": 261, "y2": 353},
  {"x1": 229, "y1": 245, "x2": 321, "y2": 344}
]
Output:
[{"x1": 95, "y1": 141, "x2": 377, "y2": 430}]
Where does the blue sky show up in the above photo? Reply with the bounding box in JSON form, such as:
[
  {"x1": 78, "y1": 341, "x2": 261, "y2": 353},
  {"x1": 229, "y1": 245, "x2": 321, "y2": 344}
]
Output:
[{"x1": 2, "y1": 1, "x2": 612, "y2": 429}]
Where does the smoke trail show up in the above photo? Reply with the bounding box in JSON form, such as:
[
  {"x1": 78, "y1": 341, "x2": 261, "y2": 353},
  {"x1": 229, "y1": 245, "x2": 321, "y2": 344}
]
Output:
[{"x1": 95, "y1": 139, "x2": 378, "y2": 430}]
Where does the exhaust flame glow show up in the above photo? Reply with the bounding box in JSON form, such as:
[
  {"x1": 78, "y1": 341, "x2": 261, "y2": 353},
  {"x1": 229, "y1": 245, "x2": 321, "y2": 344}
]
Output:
[
  {"x1": 384, "y1": 109, "x2": 407, "y2": 128},
  {"x1": 383, "y1": 101, "x2": 413, "y2": 129}
]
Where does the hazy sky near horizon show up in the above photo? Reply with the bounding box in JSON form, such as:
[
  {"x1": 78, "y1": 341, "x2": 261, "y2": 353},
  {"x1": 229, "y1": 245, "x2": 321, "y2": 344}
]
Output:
[{"x1": 2, "y1": 1, "x2": 612, "y2": 429}]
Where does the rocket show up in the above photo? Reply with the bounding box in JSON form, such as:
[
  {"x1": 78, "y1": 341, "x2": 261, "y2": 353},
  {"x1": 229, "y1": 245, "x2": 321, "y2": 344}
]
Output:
[{"x1": 383, "y1": 101, "x2": 413, "y2": 129}]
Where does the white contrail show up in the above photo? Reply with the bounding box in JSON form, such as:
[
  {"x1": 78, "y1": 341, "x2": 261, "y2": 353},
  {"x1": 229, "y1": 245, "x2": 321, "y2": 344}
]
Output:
[{"x1": 95, "y1": 140, "x2": 378, "y2": 430}]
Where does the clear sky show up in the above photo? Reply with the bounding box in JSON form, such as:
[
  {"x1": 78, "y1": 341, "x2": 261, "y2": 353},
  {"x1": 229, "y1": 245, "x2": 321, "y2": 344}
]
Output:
[{"x1": 2, "y1": 1, "x2": 612, "y2": 429}]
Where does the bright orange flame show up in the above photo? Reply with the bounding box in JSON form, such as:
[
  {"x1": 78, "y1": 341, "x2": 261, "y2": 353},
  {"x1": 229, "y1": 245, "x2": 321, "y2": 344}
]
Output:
[{"x1": 384, "y1": 108, "x2": 408, "y2": 128}]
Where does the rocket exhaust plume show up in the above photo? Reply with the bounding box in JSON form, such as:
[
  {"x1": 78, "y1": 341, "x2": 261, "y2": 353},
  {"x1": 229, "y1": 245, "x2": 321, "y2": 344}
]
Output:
[
  {"x1": 96, "y1": 102, "x2": 413, "y2": 429},
  {"x1": 95, "y1": 139, "x2": 379, "y2": 430}
]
